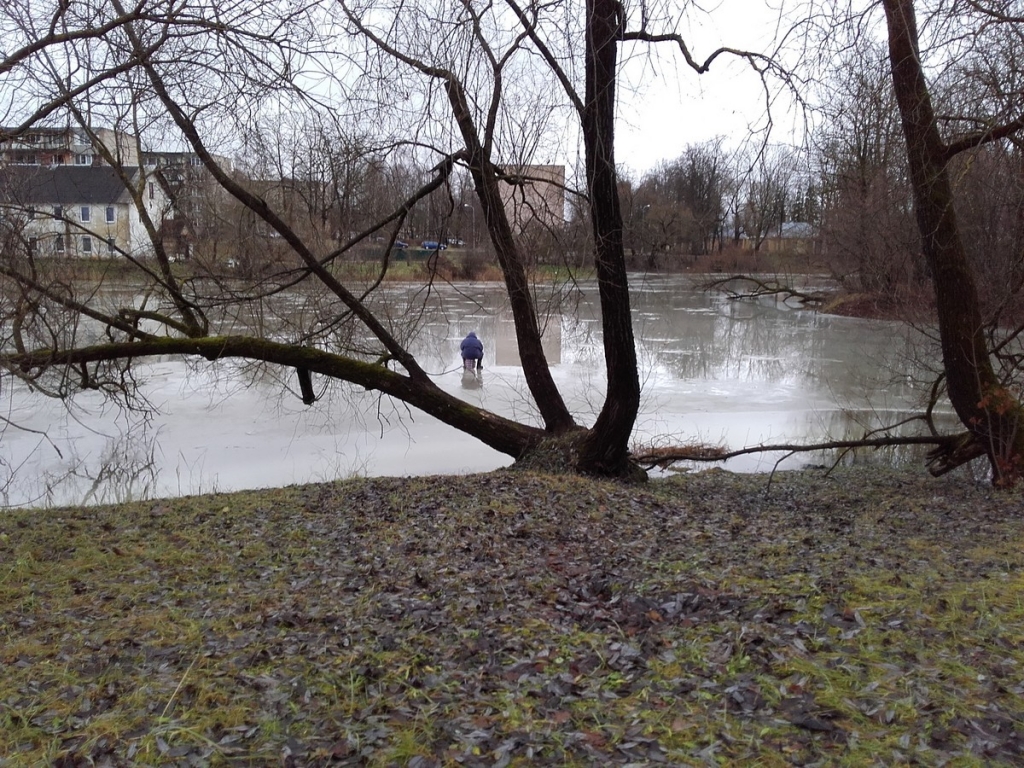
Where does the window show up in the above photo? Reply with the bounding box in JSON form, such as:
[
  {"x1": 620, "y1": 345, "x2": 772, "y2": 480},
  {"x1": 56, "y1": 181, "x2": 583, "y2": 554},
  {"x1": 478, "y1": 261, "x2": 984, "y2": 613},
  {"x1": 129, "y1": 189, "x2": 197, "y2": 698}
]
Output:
[
  {"x1": 144, "y1": 156, "x2": 157, "y2": 166},
  {"x1": 105, "y1": 206, "x2": 115, "y2": 223},
  {"x1": 80, "y1": 206, "x2": 91, "y2": 222},
  {"x1": 53, "y1": 205, "x2": 62, "y2": 219},
  {"x1": 27, "y1": 207, "x2": 35, "y2": 219},
  {"x1": 28, "y1": 237, "x2": 37, "y2": 254},
  {"x1": 148, "y1": 182, "x2": 154, "y2": 200},
  {"x1": 107, "y1": 238, "x2": 116, "y2": 255},
  {"x1": 82, "y1": 236, "x2": 92, "y2": 254},
  {"x1": 54, "y1": 235, "x2": 65, "y2": 253},
  {"x1": 75, "y1": 153, "x2": 92, "y2": 166},
  {"x1": 189, "y1": 155, "x2": 202, "y2": 167}
]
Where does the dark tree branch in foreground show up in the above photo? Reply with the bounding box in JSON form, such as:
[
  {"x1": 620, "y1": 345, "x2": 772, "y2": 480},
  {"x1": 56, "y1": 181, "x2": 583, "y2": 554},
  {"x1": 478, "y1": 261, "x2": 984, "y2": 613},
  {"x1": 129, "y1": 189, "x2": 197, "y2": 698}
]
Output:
[
  {"x1": 634, "y1": 431, "x2": 983, "y2": 478},
  {"x1": 2, "y1": 336, "x2": 545, "y2": 458}
]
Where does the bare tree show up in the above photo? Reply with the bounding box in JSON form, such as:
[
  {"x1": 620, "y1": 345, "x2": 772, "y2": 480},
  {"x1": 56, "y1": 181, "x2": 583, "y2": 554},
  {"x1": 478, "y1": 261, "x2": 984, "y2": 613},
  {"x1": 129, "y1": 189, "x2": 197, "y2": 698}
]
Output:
[
  {"x1": 741, "y1": 144, "x2": 796, "y2": 251},
  {"x1": 664, "y1": 139, "x2": 729, "y2": 255},
  {"x1": 625, "y1": 139, "x2": 732, "y2": 264},
  {"x1": 881, "y1": 0, "x2": 1024, "y2": 485},
  {"x1": 952, "y1": 142, "x2": 1024, "y2": 325},
  {"x1": 813, "y1": 42, "x2": 922, "y2": 303},
  {"x1": 0, "y1": 0, "x2": 795, "y2": 482}
]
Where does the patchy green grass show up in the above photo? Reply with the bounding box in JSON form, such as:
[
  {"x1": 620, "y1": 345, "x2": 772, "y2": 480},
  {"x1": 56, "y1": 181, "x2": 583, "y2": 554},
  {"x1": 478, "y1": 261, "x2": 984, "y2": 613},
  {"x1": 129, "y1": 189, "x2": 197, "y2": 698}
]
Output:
[{"x1": 1, "y1": 467, "x2": 1023, "y2": 766}]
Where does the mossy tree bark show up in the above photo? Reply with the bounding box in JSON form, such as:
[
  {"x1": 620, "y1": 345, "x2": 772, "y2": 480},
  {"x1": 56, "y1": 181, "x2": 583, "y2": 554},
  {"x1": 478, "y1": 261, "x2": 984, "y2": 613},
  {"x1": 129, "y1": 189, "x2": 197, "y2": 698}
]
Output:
[{"x1": 9, "y1": 335, "x2": 548, "y2": 459}]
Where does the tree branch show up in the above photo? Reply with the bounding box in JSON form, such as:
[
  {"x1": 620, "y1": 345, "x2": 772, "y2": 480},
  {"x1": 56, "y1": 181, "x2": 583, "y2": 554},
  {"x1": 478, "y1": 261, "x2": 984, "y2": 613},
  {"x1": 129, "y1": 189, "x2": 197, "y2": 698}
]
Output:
[
  {"x1": 111, "y1": 0, "x2": 431, "y2": 381},
  {"x1": 942, "y1": 115, "x2": 1024, "y2": 161},
  {"x1": 700, "y1": 275, "x2": 832, "y2": 306},
  {"x1": 620, "y1": 32, "x2": 781, "y2": 78},
  {"x1": 633, "y1": 432, "x2": 981, "y2": 477},
  {"x1": 2, "y1": 335, "x2": 546, "y2": 458}
]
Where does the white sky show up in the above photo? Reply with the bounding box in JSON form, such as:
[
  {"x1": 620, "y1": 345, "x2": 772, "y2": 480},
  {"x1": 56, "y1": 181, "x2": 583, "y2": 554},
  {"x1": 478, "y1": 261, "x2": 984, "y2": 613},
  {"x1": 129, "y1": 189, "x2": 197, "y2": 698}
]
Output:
[
  {"x1": 0, "y1": 0, "x2": 804, "y2": 180},
  {"x1": 614, "y1": 0, "x2": 804, "y2": 177}
]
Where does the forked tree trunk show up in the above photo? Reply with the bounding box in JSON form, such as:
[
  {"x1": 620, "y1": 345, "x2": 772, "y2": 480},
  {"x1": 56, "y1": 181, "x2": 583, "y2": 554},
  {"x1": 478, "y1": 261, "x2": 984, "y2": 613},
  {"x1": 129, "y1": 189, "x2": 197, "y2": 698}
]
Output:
[
  {"x1": 576, "y1": 0, "x2": 642, "y2": 478},
  {"x1": 883, "y1": 0, "x2": 1024, "y2": 486}
]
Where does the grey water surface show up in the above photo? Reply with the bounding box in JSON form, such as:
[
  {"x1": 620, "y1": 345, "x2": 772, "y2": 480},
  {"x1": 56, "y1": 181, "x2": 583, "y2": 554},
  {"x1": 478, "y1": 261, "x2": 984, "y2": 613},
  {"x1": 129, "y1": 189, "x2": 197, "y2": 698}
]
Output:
[{"x1": 2, "y1": 275, "x2": 945, "y2": 506}]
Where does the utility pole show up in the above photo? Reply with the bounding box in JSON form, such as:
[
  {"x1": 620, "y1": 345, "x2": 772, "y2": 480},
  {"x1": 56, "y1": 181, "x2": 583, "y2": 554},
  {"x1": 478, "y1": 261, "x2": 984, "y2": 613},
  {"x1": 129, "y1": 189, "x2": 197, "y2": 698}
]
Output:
[{"x1": 463, "y1": 202, "x2": 476, "y2": 248}]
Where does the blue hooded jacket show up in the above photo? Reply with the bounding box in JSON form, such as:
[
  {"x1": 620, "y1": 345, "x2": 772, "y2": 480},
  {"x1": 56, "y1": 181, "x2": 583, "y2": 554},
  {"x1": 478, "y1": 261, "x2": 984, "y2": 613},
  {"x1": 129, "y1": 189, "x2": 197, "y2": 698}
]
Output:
[{"x1": 460, "y1": 331, "x2": 483, "y2": 360}]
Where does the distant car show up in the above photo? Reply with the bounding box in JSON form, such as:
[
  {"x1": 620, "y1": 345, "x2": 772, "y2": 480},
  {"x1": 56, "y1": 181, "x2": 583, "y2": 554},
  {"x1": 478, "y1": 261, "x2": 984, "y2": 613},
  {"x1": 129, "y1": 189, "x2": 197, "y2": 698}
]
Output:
[
  {"x1": 447, "y1": 238, "x2": 465, "y2": 246},
  {"x1": 421, "y1": 240, "x2": 447, "y2": 250},
  {"x1": 394, "y1": 240, "x2": 408, "y2": 249}
]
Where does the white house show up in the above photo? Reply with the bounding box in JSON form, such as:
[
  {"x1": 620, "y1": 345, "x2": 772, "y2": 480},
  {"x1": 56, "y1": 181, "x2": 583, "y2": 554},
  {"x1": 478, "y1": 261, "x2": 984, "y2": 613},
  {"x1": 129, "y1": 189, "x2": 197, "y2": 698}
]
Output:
[{"x1": 0, "y1": 165, "x2": 170, "y2": 258}]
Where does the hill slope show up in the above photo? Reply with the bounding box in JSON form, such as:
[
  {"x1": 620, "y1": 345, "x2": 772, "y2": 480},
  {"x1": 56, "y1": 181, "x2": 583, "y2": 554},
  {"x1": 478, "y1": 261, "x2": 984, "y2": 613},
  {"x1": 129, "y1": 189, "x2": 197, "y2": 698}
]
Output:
[{"x1": 2, "y1": 467, "x2": 1023, "y2": 766}]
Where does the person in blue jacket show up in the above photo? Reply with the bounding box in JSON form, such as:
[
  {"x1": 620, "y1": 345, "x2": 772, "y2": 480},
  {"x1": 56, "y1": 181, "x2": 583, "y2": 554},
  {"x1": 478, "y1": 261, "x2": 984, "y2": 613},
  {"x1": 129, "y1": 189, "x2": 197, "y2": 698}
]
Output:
[{"x1": 460, "y1": 331, "x2": 484, "y2": 371}]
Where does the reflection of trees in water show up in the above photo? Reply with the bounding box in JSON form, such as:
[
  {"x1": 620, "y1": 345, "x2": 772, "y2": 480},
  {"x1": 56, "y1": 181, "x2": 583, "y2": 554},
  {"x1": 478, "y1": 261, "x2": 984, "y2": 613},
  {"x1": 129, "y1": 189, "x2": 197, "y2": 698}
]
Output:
[
  {"x1": 631, "y1": 287, "x2": 929, "y2": 404},
  {"x1": 307, "y1": 280, "x2": 933, "y2": 421},
  {"x1": 1, "y1": 422, "x2": 158, "y2": 508},
  {"x1": 91, "y1": 279, "x2": 928, "y2": 399}
]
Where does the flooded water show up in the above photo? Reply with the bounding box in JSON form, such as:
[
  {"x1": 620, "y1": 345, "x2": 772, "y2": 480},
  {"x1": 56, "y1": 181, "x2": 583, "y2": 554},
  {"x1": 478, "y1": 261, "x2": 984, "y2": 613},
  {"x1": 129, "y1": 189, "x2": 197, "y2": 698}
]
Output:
[{"x1": 2, "y1": 275, "x2": 946, "y2": 506}]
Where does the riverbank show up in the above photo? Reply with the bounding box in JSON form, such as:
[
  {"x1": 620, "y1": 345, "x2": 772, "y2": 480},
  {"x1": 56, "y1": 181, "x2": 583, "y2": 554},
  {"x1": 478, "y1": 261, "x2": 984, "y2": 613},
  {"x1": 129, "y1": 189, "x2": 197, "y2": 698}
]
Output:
[{"x1": 3, "y1": 466, "x2": 1023, "y2": 766}]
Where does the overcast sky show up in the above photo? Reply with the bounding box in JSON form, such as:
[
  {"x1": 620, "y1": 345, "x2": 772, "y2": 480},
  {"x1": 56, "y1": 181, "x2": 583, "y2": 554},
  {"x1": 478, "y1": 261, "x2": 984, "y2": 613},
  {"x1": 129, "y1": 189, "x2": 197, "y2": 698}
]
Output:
[{"x1": 614, "y1": 0, "x2": 804, "y2": 177}]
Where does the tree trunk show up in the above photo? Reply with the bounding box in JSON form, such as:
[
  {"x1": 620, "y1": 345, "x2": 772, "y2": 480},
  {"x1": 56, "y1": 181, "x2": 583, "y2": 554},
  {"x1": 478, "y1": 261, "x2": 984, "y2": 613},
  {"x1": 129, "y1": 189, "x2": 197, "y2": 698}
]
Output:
[
  {"x1": 883, "y1": 0, "x2": 1024, "y2": 486},
  {"x1": 444, "y1": 54, "x2": 576, "y2": 435},
  {"x1": 465, "y1": 148, "x2": 576, "y2": 435},
  {"x1": 576, "y1": 0, "x2": 642, "y2": 478}
]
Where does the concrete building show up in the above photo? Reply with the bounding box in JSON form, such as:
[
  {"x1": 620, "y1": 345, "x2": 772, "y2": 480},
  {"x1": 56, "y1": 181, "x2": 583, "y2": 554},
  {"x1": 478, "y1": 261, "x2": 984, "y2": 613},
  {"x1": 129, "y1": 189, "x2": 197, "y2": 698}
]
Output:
[
  {"x1": 500, "y1": 164, "x2": 565, "y2": 233},
  {"x1": 0, "y1": 126, "x2": 140, "y2": 168}
]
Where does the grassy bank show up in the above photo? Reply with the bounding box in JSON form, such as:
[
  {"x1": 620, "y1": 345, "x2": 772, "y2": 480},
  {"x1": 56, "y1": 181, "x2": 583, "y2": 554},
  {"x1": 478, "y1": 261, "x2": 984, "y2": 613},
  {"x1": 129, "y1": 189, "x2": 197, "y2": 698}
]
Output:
[{"x1": 2, "y1": 467, "x2": 1023, "y2": 766}]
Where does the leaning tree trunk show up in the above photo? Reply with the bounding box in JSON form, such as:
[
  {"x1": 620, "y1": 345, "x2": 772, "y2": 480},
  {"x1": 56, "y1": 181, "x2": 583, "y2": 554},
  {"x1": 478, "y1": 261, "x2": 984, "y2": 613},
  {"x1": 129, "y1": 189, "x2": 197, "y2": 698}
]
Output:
[
  {"x1": 576, "y1": 0, "x2": 642, "y2": 478},
  {"x1": 440, "y1": 48, "x2": 576, "y2": 435},
  {"x1": 883, "y1": 0, "x2": 1024, "y2": 486}
]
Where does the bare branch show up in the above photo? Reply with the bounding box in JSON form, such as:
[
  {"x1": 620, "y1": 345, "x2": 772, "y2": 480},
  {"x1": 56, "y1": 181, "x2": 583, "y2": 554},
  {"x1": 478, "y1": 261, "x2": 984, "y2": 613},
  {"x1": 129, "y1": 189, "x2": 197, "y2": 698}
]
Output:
[
  {"x1": 701, "y1": 275, "x2": 832, "y2": 306},
  {"x1": 111, "y1": 0, "x2": 432, "y2": 380},
  {"x1": 942, "y1": 115, "x2": 1024, "y2": 160},
  {"x1": 503, "y1": 0, "x2": 585, "y2": 117},
  {"x1": 633, "y1": 432, "x2": 973, "y2": 474},
  {"x1": 620, "y1": 33, "x2": 781, "y2": 78},
  {"x1": 0, "y1": 335, "x2": 546, "y2": 458}
]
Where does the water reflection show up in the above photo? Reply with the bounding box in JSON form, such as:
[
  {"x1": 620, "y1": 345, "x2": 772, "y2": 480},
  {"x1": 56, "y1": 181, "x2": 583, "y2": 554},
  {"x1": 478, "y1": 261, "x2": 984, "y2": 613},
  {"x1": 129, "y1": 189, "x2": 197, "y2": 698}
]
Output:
[
  {"x1": 460, "y1": 369, "x2": 483, "y2": 390},
  {"x1": 1, "y1": 276, "x2": 950, "y2": 506}
]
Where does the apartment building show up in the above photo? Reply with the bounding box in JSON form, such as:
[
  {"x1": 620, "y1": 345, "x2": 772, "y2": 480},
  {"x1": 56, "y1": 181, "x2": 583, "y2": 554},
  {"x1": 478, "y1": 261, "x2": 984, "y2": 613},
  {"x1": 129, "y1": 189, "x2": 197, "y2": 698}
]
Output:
[
  {"x1": 500, "y1": 164, "x2": 566, "y2": 233},
  {"x1": 0, "y1": 126, "x2": 140, "y2": 168},
  {"x1": 0, "y1": 127, "x2": 199, "y2": 258}
]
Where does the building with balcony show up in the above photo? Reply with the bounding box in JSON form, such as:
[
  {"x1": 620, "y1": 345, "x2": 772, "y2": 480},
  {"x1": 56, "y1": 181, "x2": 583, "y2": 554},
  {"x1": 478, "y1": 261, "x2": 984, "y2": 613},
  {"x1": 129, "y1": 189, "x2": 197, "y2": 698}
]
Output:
[{"x1": 0, "y1": 126, "x2": 140, "y2": 168}]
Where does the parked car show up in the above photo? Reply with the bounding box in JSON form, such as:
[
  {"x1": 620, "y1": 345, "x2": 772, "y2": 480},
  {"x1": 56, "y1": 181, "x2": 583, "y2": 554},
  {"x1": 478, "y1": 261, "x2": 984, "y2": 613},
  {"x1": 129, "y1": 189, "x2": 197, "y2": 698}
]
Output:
[
  {"x1": 394, "y1": 240, "x2": 408, "y2": 249},
  {"x1": 421, "y1": 240, "x2": 447, "y2": 250},
  {"x1": 446, "y1": 237, "x2": 465, "y2": 246}
]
